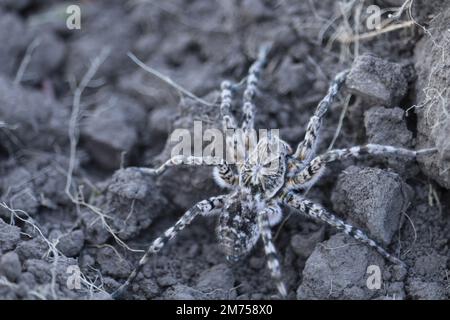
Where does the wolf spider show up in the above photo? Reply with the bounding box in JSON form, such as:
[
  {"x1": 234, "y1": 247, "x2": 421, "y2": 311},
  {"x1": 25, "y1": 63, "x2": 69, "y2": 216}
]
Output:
[{"x1": 112, "y1": 45, "x2": 434, "y2": 299}]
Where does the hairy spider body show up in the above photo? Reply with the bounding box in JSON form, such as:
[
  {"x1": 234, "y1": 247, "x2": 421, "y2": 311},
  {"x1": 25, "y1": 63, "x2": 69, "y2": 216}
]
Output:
[
  {"x1": 217, "y1": 190, "x2": 260, "y2": 262},
  {"x1": 112, "y1": 45, "x2": 435, "y2": 299}
]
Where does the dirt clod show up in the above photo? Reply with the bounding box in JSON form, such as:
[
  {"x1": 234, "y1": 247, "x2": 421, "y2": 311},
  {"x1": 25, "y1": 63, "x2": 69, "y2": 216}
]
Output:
[
  {"x1": 0, "y1": 220, "x2": 21, "y2": 252},
  {"x1": 332, "y1": 166, "x2": 412, "y2": 245},
  {"x1": 346, "y1": 54, "x2": 408, "y2": 106},
  {"x1": 414, "y1": 5, "x2": 450, "y2": 189},
  {"x1": 0, "y1": 251, "x2": 21, "y2": 281},
  {"x1": 297, "y1": 234, "x2": 388, "y2": 300}
]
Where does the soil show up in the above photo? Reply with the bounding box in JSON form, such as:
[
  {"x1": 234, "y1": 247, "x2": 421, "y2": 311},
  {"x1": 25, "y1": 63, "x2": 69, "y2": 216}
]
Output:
[{"x1": 0, "y1": 0, "x2": 449, "y2": 300}]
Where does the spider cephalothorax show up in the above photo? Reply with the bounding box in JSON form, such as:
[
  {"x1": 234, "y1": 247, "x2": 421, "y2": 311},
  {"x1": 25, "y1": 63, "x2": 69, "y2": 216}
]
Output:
[
  {"x1": 112, "y1": 45, "x2": 435, "y2": 299},
  {"x1": 240, "y1": 135, "x2": 291, "y2": 197}
]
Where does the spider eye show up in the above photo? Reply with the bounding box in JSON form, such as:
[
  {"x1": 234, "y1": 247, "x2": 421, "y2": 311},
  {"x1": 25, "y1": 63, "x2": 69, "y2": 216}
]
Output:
[{"x1": 263, "y1": 161, "x2": 274, "y2": 168}]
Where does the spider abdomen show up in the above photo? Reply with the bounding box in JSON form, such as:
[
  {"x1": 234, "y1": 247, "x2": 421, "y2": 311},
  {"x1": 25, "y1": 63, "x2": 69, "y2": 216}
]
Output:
[{"x1": 216, "y1": 201, "x2": 259, "y2": 262}]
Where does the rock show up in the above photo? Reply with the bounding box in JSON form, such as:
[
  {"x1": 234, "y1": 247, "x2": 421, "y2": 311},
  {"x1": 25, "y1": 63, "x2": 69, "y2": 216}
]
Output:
[
  {"x1": 15, "y1": 237, "x2": 48, "y2": 261},
  {"x1": 196, "y1": 263, "x2": 236, "y2": 299},
  {"x1": 139, "y1": 278, "x2": 160, "y2": 299},
  {"x1": 80, "y1": 209, "x2": 111, "y2": 245},
  {"x1": 23, "y1": 256, "x2": 88, "y2": 299},
  {"x1": 273, "y1": 56, "x2": 310, "y2": 95},
  {"x1": 157, "y1": 274, "x2": 177, "y2": 287},
  {"x1": 297, "y1": 234, "x2": 386, "y2": 299},
  {"x1": 0, "y1": 167, "x2": 39, "y2": 219},
  {"x1": 155, "y1": 96, "x2": 222, "y2": 209},
  {"x1": 96, "y1": 246, "x2": 132, "y2": 278},
  {"x1": 21, "y1": 31, "x2": 66, "y2": 83},
  {"x1": 364, "y1": 106, "x2": 416, "y2": 176},
  {"x1": 346, "y1": 54, "x2": 408, "y2": 106},
  {"x1": 0, "y1": 76, "x2": 68, "y2": 151},
  {"x1": 0, "y1": 10, "x2": 28, "y2": 76},
  {"x1": 65, "y1": 4, "x2": 138, "y2": 80},
  {"x1": 391, "y1": 264, "x2": 407, "y2": 282},
  {"x1": 27, "y1": 3, "x2": 72, "y2": 34},
  {"x1": 364, "y1": 107, "x2": 413, "y2": 147},
  {"x1": 240, "y1": 0, "x2": 272, "y2": 22},
  {"x1": 413, "y1": 253, "x2": 447, "y2": 279},
  {"x1": 414, "y1": 6, "x2": 450, "y2": 189},
  {"x1": 331, "y1": 166, "x2": 412, "y2": 245},
  {"x1": 290, "y1": 224, "x2": 325, "y2": 258},
  {"x1": 96, "y1": 167, "x2": 168, "y2": 240},
  {"x1": 25, "y1": 154, "x2": 77, "y2": 207},
  {"x1": 81, "y1": 93, "x2": 146, "y2": 170},
  {"x1": 148, "y1": 107, "x2": 175, "y2": 137},
  {"x1": 0, "y1": 154, "x2": 76, "y2": 217},
  {"x1": 406, "y1": 279, "x2": 447, "y2": 300},
  {"x1": 0, "y1": 251, "x2": 21, "y2": 281},
  {"x1": 0, "y1": 219, "x2": 21, "y2": 251},
  {"x1": 56, "y1": 230, "x2": 85, "y2": 257},
  {"x1": 164, "y1": 284, "x2": 207, "y2": 300}
]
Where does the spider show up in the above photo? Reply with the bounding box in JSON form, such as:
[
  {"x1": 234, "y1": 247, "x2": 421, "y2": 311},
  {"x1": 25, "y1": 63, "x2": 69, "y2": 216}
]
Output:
[{"x1": 112, "y1": 44, "x2": 434, "y2": 299}]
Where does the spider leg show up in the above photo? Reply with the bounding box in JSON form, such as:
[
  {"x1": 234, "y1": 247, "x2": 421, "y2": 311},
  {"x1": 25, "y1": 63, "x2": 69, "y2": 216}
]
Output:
[
  {"x1": 293, "y1": 70, "x2": 349, "y2": 161},
  {"x1": 258, "y1": 205, "x2": 288, "y2": 298},
  {"x1": 287, "y1": 144, "x2": 436, "y2": 189},
  {"x1": 241, "y1": 44, "x2": 271, "y2": 132},
  {"x1": 111, "y1": 195, "x2": 227, "y2": 299},
  {"x1": 281, "y1": 191, "x2": 405, "y2": 266},
  {"x1": 135, "y1": 155, "x2": 224, "y2": 176},
  {"x1": 218, "y1": 80, "x2": 243, "y2": 184},
  {"x1": 220, "y1": 80, "x2": 238, "y2": 131},
  {"x1": 213, "y1": 164, "x2": 239, "y2": 188}
]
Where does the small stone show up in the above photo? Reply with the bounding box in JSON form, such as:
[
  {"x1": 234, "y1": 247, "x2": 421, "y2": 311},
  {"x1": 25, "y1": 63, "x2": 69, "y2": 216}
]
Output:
[
  {"x1": 80, "y1": 209, "x2": 111, "y2": 245},
  {"x1": 164, "y1": 284, "x2": 206, "y2": 300},
  {"x1": 0, "y1": 76, "x2": 68, "y2": 151},
  {"x1": 100, "y1": 167, "x2": 168, "y2": 240},
  {"x1": 0, "y1": 252, "x2": 21, "y2": 281},
  {"x1": 96, "y1": 246, "x2": 132, "y2": 278},
  {"x1": 407, "y1": 279, "x2": 447, "y2": 300},
  {"x1": 0, "y1": 219, "x2": 21, "y2": 251},
  {"x1": 15, "y1": 238, "x2": 47, "y2": 261},
  {"x1": 148, "y1": 107, "x2": 175, "y2": 137},
  {"x1": 413, "y1": 253, "x2": 447, "y2": 279},
  {"x1": 65, "y1": 5, "x2": 138, "y2": 80},
  {"x1": 56, "y1": 230, "x2": 85, "y2": 257},
  {"x1": 274, "y1": 56, "x2": 310, "y2": 95},
  {"x1": 391, "y1": 264, "x2": 407, "y2": 282},
  {"x1": 364, "y1": 107, "x2": 413, "y2": 147},
  {"x1": 22, "y1": 31, "x2": 66, "y2": 83},
  {"x1": 297, "y1": 234, "x2": 386, "y2": 299},
  {"x1": 346, "y1": 54, "x2": 408, "y2": 106},
  {"x1": 0, "y1": 10, "x2": 28, "y2": 75},
  {"x1": 139, "y1": 278, "x2": 160, "y2": 299},
  {"x1": 364, "y1": 106, "x2": 415, "y2": 176},
  {"x1": 82, "y1": 93, "x2": 146, "y2": 170},
  {"x1": 331, "y1": 166, "x2": 412, "y2": 245},
  {"x1": 196, "y1": 263, "x2": 236, "y2": 299},
  {"x1": 290, "y1": 225, "x2": 325, "y2": 258},
  {"x1": 157, "y1": 275, "x2": 177, "y2": 287}
]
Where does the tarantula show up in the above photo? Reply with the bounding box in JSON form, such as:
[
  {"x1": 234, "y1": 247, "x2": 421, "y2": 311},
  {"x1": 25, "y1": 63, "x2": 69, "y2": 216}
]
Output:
[{"x1": 112, "y1": 45, "x2": 434, "y2": 299}]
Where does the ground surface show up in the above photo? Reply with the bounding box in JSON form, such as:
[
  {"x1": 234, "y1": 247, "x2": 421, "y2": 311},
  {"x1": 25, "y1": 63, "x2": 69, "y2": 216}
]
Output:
[{"x1": 0, "y1": 0, "x2": 449, "y2": 300}]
